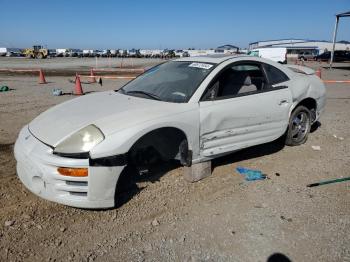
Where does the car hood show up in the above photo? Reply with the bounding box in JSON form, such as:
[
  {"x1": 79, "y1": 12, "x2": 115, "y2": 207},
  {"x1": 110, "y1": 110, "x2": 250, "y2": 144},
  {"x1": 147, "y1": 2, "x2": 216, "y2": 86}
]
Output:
[{"x1": 29, "y1": 91, "x2": 183, "y2": 147}]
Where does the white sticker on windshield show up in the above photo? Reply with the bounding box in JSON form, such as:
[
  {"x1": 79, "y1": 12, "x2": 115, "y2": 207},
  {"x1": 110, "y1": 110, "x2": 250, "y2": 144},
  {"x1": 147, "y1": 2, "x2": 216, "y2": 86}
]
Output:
[{"x1": 188, "y1": 62, "x2": 213, "y2": 70}]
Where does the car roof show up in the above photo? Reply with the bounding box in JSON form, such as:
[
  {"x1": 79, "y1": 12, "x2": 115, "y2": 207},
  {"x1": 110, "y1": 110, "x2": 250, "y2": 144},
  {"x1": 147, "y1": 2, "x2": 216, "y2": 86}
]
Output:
[
  {"x1": 175, "y1": 55, "x2": 297, "y2": 79},
  {"x1": 175, "y1": 54, "x2": 248, "y2": 64}
]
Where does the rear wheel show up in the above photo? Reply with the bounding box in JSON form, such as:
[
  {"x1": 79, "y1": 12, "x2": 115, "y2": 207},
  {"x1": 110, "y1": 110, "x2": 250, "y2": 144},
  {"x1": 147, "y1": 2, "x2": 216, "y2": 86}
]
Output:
[
  {"x1": 285, "y1": 106, "x2": 311, "y2": 146},
  {"x1": 36, "y1": 53, "x2": 43, "y2": 59}
]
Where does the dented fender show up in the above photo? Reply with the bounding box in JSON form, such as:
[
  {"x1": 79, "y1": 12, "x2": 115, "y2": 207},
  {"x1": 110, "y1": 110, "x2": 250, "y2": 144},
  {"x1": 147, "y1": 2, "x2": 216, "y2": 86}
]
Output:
[
  {"x1": 288, "y1": 74, "x2": 326, "y2": 118},
  {"x1": 90, "y1": 106, "x2": 200, "y2": 161}
]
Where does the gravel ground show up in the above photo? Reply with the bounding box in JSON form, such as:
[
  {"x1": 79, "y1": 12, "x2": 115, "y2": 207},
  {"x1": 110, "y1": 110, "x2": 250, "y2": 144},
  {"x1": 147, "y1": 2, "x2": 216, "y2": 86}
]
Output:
[{"x1": 0, "y1": 60, "x2": 349, "y2": 262}]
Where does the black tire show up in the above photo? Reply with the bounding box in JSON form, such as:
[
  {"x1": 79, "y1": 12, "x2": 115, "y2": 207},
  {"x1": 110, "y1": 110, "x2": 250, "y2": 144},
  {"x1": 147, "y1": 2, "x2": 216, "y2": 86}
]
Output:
[{"x1": 285, "y1": 106, "x2": 311, "y2": 146}]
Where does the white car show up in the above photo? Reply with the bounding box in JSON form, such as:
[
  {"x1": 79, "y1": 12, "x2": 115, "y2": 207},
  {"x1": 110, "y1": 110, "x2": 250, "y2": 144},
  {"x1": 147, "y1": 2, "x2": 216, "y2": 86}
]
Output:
[{"x1": 14, "y1": 55, "x2": 326, "y2": 208}]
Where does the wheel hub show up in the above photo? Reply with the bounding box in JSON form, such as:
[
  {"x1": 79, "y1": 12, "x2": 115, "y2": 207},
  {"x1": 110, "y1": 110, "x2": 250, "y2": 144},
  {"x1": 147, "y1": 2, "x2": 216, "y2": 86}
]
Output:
[{"x1": 291, "y1": 111, "x2": 309, "y2": 142}]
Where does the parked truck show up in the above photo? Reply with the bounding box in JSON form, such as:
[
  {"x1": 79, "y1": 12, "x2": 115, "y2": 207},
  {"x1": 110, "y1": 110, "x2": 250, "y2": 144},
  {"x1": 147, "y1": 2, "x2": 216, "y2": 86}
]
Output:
[
  {"x1": 248, "y1": 47, "x2": 287, "y2": 64},
  {"x1": 0, "y1": 47, "x2": 8, "y2": 56}
]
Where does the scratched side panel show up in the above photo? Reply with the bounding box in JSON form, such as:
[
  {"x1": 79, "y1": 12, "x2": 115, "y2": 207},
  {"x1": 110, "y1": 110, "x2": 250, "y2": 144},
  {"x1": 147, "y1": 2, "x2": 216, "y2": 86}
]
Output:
[
  {"x1": 201, "y1": 125, "x2": 283, "y2": 157},
  {"x1": 199, "y1": 89, "x2": 292, "y2": 157}
]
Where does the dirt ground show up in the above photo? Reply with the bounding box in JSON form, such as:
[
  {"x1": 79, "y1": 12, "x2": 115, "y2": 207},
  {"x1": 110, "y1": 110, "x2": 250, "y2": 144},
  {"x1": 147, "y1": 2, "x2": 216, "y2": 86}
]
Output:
[
  {"x1": 0, "y1": 57, "x2": 163, "y2": 70},
  {"x1": 0, "y1": 58, "x2": 349, "y2": 262}
]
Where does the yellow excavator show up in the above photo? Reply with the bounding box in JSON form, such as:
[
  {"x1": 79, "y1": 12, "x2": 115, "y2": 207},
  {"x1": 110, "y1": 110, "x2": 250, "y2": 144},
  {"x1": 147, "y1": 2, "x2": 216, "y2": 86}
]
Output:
[{"x1": 22, "y1": 45, "x2": 49, "y2": 59}]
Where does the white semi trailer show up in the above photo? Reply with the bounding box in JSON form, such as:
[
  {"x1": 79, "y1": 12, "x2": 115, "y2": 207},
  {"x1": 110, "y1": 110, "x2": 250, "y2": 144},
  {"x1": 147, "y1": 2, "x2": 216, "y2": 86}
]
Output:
[{"x1": 248, "y1": 47, "x2": 287, "y2": 64}]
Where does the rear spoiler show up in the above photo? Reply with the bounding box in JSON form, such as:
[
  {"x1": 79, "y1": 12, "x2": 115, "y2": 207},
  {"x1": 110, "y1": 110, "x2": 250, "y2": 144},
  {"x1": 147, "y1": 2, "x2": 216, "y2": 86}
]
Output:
[{"x1": 286, "y1": 65, "x2": 315, "y2": 75}]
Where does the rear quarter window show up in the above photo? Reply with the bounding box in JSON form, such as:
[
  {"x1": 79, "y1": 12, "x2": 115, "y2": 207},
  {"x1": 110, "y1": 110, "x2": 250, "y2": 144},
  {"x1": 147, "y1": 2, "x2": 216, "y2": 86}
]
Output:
[{"x1": 263, "y1": 64, "x2": 289, "y2": 85}]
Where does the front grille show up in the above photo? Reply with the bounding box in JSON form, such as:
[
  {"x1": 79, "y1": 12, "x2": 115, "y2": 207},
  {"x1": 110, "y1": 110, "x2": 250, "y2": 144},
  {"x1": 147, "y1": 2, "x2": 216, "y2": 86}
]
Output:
[
  {"x1": 54, "y1": 177, "x2": 88, "y2": 198},
  {"x1": 66, "y1": 181, "x2": 88, "y2": 187},
  {"x1": 69, "y1": 192, "x2": 88, "y2": 197}
]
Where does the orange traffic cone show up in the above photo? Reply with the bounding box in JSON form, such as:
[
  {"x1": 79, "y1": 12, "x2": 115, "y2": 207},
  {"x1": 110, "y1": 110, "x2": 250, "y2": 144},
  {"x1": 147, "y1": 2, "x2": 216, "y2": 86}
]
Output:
[
  {"x1": 89, "y1": 69, "x2": 96, "y2": 83},
  {"x1": 38, "y1": 69, "x2": 47, "y2": 84},
  {"x1": 74, "y1": 73, "x2": 84, "y2": 95},
  {"x1": 315, "y1": 68, "x2": 322, "y2": 79}
]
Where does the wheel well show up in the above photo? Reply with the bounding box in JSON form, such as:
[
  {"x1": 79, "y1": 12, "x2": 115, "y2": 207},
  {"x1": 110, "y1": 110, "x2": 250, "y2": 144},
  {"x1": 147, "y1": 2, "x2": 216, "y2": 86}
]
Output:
[
  {"x1": 297, "y1": 98, "x2": 316, "y2": 111},
  {"x1": 295, "y1": 98, "x2": 317, "y2": 121},
  {"x1": 128, "y1": 127, "x2": 188, "y2": 166}
]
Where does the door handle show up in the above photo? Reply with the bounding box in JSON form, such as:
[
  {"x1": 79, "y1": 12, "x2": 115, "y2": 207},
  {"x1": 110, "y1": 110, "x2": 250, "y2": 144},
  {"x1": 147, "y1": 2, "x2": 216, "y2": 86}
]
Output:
[{"x1": 278, "y1": 99, "x2": 288, "y2": 105}]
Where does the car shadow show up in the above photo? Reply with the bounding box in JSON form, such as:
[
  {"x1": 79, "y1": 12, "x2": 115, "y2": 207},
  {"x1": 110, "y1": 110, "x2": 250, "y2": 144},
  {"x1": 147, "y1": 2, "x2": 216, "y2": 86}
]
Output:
[
  {"x1": 267, "y1": 253, "x2": 292, "y2": 262},
  {"x1": 0, "y1": 142, "x2": 14, "y2": 154},
  {"x1": 114, "y1": 161, "x2": 180, "y2": 208},
  {"x1": 310, "y1": 121, "x2": 321, "y2": 133},
  {"x1": 114, "y1": 138, "x2": 286, "y2": 208},
  {"x1": 212, "y1": 135, "x2": 286, "y2": 170},
  {"x1": 114, "y1": 122, "x2": 323, "y2": 208}
]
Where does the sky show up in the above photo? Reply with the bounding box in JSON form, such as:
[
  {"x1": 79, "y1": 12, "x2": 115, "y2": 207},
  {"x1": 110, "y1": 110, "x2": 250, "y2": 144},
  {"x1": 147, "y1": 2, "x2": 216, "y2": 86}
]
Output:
[{"x1": 1, "y1": 0, "x2": 349, "y2": 50}]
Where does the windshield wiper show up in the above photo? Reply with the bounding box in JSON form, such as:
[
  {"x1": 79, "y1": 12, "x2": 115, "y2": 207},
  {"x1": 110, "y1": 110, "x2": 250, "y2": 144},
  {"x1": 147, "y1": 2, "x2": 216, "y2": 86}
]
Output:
[
  {"x1": 126, "y1": 90, "x2": 161, "y2": 100},
  {"x1": 118, "y1": 87, "x2": 125, "y2": 93}
]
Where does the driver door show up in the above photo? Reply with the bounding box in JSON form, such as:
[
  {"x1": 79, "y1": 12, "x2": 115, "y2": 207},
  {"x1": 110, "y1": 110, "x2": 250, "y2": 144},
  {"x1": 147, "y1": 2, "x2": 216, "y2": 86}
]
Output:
[{"x1": 199, "y1": 61, "x2": 292, "y2": 157}]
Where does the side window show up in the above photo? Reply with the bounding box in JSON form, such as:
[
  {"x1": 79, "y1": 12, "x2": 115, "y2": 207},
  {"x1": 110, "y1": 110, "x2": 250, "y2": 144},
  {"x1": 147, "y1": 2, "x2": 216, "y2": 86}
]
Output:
[
  {"x1": 263, "y1": 64, "x2": 289, "y2": 85},
  {"x1": 202, "y1": 62, "x2": 266, "y2": 100}
]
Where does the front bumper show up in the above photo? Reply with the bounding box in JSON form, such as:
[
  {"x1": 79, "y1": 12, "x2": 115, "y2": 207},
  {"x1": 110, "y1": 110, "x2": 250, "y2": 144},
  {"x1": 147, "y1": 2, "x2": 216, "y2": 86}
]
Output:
[{"x1": 14, "y1": 126, "x2": 125, "y2": 209}]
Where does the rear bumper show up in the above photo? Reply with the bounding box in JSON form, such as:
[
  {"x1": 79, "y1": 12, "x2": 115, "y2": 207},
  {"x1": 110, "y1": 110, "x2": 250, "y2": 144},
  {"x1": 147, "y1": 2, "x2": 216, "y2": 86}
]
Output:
[{"x1": 14, "y1": 126, "x2": 125, "y2": 209}]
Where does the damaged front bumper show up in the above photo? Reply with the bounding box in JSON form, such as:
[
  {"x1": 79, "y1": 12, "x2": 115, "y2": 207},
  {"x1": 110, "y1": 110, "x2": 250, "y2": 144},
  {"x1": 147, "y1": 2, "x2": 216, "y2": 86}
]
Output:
[{"x1": 14, "y1": 126, "x2": 125, "y2": 209}]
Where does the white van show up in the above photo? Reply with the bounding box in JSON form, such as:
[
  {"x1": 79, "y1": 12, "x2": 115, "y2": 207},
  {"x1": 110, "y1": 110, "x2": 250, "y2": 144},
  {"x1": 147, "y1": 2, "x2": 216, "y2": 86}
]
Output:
[{"x1": 248, "y1": 47, "x2": 287, "y2": 64}]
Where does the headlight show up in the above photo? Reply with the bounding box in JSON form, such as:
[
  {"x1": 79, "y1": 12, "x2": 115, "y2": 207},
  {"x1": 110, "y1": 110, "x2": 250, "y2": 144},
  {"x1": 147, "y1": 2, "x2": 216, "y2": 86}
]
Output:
[{"x1": 53, "y1": 125, "x2": 104, "y2": 156}]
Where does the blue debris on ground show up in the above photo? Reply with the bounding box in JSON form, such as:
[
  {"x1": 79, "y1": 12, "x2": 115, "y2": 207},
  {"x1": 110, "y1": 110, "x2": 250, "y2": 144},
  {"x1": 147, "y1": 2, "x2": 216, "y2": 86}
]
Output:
[{"x1": 236, "y1": 166, "x2": 267, "y2": 181}]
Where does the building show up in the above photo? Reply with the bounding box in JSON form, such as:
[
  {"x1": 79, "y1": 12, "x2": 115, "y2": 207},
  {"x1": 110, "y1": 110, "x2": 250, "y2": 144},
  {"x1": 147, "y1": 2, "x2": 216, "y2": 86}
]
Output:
[
  {"x1": 249, "y1": 39, "x2": 306, "y2": 50},
  {"x1": 249, "y1": 39, "x2": 350, "y2": 54},
  {"x1": 215, "y1": 44, "x2": 239, "y2": 54}
]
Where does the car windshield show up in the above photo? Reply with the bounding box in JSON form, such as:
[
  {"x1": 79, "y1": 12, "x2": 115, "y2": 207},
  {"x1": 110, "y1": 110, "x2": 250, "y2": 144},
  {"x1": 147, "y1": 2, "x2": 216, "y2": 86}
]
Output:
[{"x1": 118, "y1": 61, "x2": 214, "y2": 103}]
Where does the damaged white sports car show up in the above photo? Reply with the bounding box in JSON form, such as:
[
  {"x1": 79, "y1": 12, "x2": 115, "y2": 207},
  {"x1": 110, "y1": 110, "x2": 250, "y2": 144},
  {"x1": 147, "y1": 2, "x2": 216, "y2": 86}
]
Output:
[{"x1": 15, "y1": 55, "x2": 326, "y2": 208}]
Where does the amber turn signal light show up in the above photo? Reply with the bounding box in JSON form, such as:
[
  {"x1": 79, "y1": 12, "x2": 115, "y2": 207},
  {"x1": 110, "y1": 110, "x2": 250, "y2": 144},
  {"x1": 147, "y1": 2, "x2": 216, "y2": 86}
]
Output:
[{"x1": 57, "y1": 167, "x2": 88, "y2": 177}]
